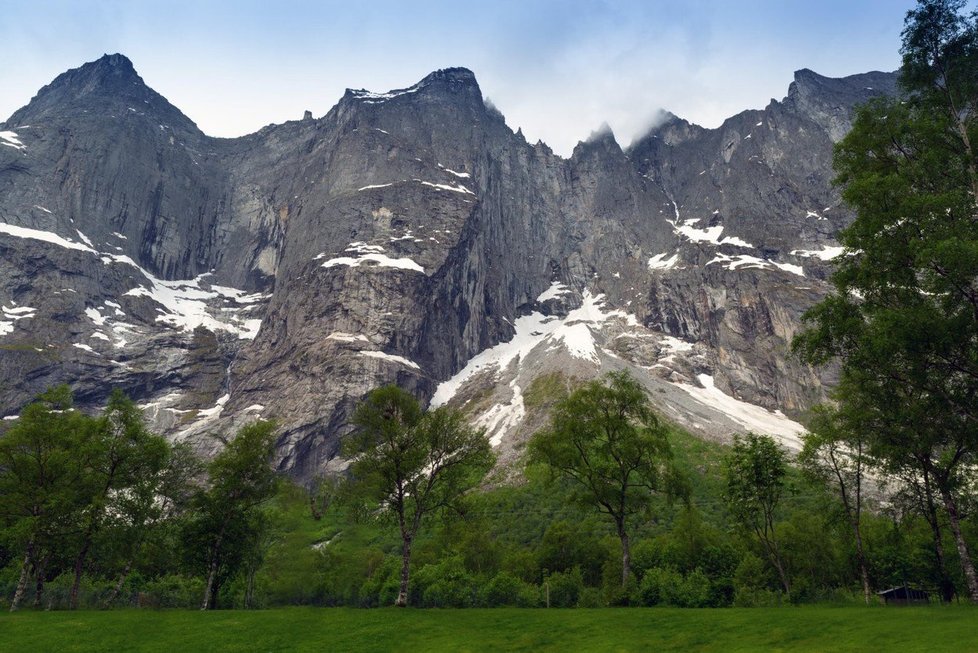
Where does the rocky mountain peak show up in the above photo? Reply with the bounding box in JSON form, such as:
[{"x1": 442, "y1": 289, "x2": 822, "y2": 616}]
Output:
[
  {"x1": 343, "y1": 66, "x2": 482, "y2": 106},
  {"x1": 3, "y1": 53, "x2": 199, "y2": 135}
]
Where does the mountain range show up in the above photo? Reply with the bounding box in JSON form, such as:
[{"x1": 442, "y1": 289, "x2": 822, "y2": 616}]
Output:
[{"x1": 0, "y1": 54, "x2": 898, "y2": 480}]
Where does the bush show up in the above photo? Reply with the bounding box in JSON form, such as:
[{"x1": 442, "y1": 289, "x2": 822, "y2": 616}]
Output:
[
  {"x1": 357, "y1": 555, "x2": 401, "y2": 607},
  {"x1": 483, "y1": 571, "x2": 538, "y2": 607},
  {"x1": 415, "y1": 556, "x2": 477, "y2": 608},
  {"x1": 545, "y1": 567, "x2": 584, "y2": 608},
  {"x1": 140, "y1": 574, "x2": 205, "y2": 608},
  {"x1": 577, "y1": 586, "x2": 605, "y2": 608},
  {"x1": 639, "y1": 567, "x2": 712, "y2": 607}
]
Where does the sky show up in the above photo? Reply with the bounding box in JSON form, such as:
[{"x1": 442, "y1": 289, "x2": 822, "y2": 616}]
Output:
[{"x1": 1, "y1": 0, "x2": 930, "y2": 156}]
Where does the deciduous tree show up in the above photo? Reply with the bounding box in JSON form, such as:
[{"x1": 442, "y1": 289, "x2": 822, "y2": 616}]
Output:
[
  {"x1": 529, "y1": 371, "x2": 684, "y2": 588},
  {"x1": 346, "y1": 386, "x2": 493, "y2": 607}
]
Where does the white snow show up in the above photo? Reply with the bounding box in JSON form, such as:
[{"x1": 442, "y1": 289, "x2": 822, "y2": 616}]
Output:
[
  {"x1": 659, "y1": 335, "x2": 694, "y2": 353},
  {"x1": 360, "y1": 350, "x2": 422, "y2": 370},
  {"x1": 85, "y1": 307, "x2": 107, "y2": 326},
  {"x1": 33, "y1": 205, "x2": 52, "y2": 214},
  {"x1": 707, "y1": 253, "x2": 805, "y2": 277},
  {"x1": 320, "y1": 242, "x2": 425, "y2": 274},
  {"x1": 350, "y1": 86, "x2": 421, "y2": 103},
  {"x1": 3, "y1": 306, "x2": 37, "y2": 317},
  {"x1": 1, "y1": 305, "x2": 36, "y2": 336},
  {"x1": 358, "y1": 183, "x2": 393, "y2": 192},
  {"x1": 197, "y1": 393, "x2": 229, "y2": 419},
  {"x1": 90, "y1": 332, "x2": 110, "y2": 341},
  {"x1": 99, "y1": 258, "x2": 267, "y2": 339},
  {"x1": 0, "y1": 222, "x2": 97, "y2": 253},
  {"x1": 549, "y1": 322, "x2": 599, "y2": 363},
  {"x1": 0, "y1": 130, "x2": 25, "y2": 151},
  {"x1": 675, "y1": 374, "x2": 805, "y2": 449},
  {"x1": 431, "y1": 290, "x2": 636, "y2": 408},
  {"x1": 648, "y1": 252, "x2": 680, "y2": 270},
  {"x1": 111, "y1": 231, "x2": 128, "y2": 240},
  {"x1": 243, "y1": 404, "x2": 265, "y2": 412},
  {"x1": 790, "y1": 246, "x2": 845, "y2": 261},
  {"x1": 536, "y1": 282, "x2": 571, "y2": 302},
  {"x1": 671, "y1": 220, "x2": 754, "y2": 248},
  {"x1": 75, "y1": 230, "x2": 94, "y2": 248},
  {"x1": 73, "y1": 343, "x2": 98, "y2": 355},
  {"x1": 327, "y1": 332, "x2": 369, "y2": 343},
  {"x1": 417, "y1": 180, "x2": 474, "y2": 195},
  {"x1": 756, "y1": 121, "x2": 763, "y2": 127},
  {"x1": 476, "y1": 380, "x2": 525, "y2": 447}
]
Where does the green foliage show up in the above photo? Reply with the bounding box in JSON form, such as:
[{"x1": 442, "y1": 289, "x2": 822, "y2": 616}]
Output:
[
  {"x1": 794, "y1": 0, "x2": 978, "y2": 601},
  {"x1": 639, "y1": 567, "x2": 712, "y2": 607},
  {"x1": 529, "y1": 371, "x2": 685, "y2": 586},
  {"x1": 545, "y1": 567, "x2": 584, "y2": 608},
  {"x1": 184, "y1": 420, "x2": 278, "y2": 610},
  {"x1": 345, "y1": 386, "x2": 493, "y2": 606},
  {"x1": 723, "y1": 433, "x2": 791, "y2": 598},
  {"x1": 522, "y1": 372, "x2": 569, "y2": 409}
]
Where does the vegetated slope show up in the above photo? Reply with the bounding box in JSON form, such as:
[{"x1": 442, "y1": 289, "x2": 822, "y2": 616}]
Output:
[{"x1": 0, "y1": 54, "x2": 896, "y2": 479}]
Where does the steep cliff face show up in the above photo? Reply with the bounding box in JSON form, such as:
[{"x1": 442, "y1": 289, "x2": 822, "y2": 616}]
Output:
[{"x1": 0, "y1": 55, "x2": 898, "y2": 480}]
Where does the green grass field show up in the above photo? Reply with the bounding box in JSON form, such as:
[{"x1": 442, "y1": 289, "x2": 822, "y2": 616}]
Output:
[{"x1": 1, "y1": 607, "x2": 975, "y2": 652}]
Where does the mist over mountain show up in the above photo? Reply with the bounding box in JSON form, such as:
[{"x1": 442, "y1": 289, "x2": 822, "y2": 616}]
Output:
[{"x1": 0, "y1": 54, "x2": 897, "y2": 480}]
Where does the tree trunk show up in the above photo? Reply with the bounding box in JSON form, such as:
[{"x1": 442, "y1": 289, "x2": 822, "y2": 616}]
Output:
[
  {"x1": 10, "y1": 537, "x2": 35, "y2": 612},
  {"x1": 201, "y1": 528, "x2": 226, "y2": 611},
  {"x1": 245, "y1": 566, "x2": 256, "y2": 609},
  {"x1": 617, "y1": 522, "x2": 631, "y2": 587},
  {"x1": 759, "y1": 529, "x2": 791, "y2": 600},
  {"x1": 103, "y1": 559, "x2": 134, "y2": 608},
  {"x1": 849, "y1": 516, "x2": 871, "y2": 605},
  {"x1": 921, "y1": 474, "x2": 954, "y2": 602},
  {"x1": 69, "y1": 538, "x2": 93, "y2": 609},
  {"x1": 770, "y1": 552, "x2": 791, "y2": 600},
  {"x1": 395, "y1": 534, "x2": 413, "y2": 607},
  {"x1": 32, "y1": 554, "x2": 48, "y2": 609},
  {"x1": 940, "y1": 487, "x2": 978, "y2": 602}
]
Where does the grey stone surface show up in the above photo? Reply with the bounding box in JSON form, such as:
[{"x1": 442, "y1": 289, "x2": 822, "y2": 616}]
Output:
[{"x1": 0, "y1": 55, "x2": 898, "y2": 480}]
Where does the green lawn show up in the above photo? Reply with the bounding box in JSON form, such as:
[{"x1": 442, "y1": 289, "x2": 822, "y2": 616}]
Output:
[{"x1": 1, "y1": 606, "x2": 975, "y2": 652}]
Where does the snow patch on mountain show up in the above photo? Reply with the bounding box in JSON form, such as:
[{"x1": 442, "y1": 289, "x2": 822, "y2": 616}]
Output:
[
  {"x1": 790, "y1": 246, "x2": 845, "y2": 261},
  {"x1": 707, "y1": 253, "x2": 805, "y2": 277},
  {"x1": 318, "y1": 242, "x2": 425, "y2": 274},
  {"x1": 675, "y1": 374, "x2": 805, "y2": 450},
  {"x1": 648, "y1": 252, "x2": 680, "y2": 270},
  {"x1": 0, "y1": 130, "x2": 25, "y2": 151},
  {"x1": 360, "y1": 350, "x2": 422, "y2": 370},
  {"x1": 0, "y1": 222, "x2": 97, "y2": 253}
]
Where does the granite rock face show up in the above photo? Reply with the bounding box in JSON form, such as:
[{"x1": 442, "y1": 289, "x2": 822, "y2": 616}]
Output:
[{"x1": 0, "y1": 55, "x2": 897, "y2": 480}]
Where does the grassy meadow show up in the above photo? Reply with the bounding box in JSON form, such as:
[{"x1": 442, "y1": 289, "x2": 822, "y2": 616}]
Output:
[{"x1": 2, "y1": 606, "x2": 975, "y2": 652}]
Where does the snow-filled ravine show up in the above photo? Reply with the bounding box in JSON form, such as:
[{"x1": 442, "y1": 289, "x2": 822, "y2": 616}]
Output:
[
  {"x1": 431, "y1": 282, "x2": 807, "y2": 450},
  {"x1": 430, "y1": 286, "x2": 639, "y2": 445},
  {"x1": 0, "y1": 221, "x2": 268, "y2": 341}
]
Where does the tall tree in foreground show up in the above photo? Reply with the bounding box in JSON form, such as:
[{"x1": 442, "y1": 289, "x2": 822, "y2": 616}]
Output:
[
  {"x1": 794, "y1": 0, "x2": 978, "y2": 602},
  {"x1": 189, "y1": 420, "x2": 278, "y2": 610},
  {"x1": 799, "y1": 406, "x2": 873, "y2": 604},
  {"x1": 346, "y1": 386, "x2": 493, "y2": 607},
  {"x1": 66, "y1": 389, "x2": 170, "y2": 609},
  {"x1": 529, "y1": 371, "x2": 684, "y2": 588},
  {"x1": 723, "y1": 433, "x2": 791, "y2": 599},
  {"x1": 0, "y1": 386, "x2": 93, "y2": 611}
]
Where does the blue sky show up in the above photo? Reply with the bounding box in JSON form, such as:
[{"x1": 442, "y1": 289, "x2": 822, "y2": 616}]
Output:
[{"x1": 2, "y1": 1, "x2": 927, "y2": 155}]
